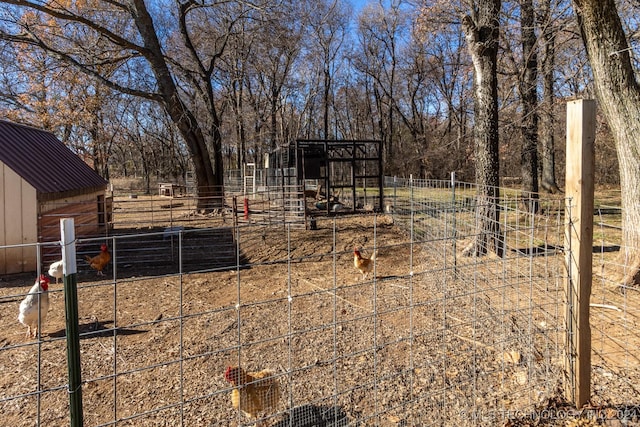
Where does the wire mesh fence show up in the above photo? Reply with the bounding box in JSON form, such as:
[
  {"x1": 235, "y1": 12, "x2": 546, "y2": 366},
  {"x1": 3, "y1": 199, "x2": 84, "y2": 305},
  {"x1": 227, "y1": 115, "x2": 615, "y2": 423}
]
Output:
[
  {"x1": 589, "y1": 212, "x2": 640, "y2": 410},
  {"x1": 1, "y1": 179, "x2": 639, "y2": 426}
]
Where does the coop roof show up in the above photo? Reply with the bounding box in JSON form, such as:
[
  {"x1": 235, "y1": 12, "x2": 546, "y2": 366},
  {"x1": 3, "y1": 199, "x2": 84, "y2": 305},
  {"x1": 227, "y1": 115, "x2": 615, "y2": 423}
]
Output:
[{"x1": 0, "y1": 120, "x2": 108, "y2": 197}]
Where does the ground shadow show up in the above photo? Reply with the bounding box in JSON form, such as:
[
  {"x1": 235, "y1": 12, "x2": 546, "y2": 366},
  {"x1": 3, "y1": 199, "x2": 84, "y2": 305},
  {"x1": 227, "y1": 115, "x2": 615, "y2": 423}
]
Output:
[
  {"x1": 592, "y1": 244, "x2": 620, "y2": 253},
  {"x1": 273, "y1": 404, "x2": 352, "y2": 427},
  {"x1": 74, "y1": 226, "x2": 250, "y2": 281},
  {"x1": 511, "y1": 244, "x2": 620, "y2": 257},
  {"x1": 505, "y1": 391, "x2": 640, "y2": 426},
  {"x1": 507, "y1": 403, "x2": 640, "y2": 426},
  {"x1": 0, "y1": 272, "x2": 45, "y2": 289},
  {"x1": 48, "y1": 319, "x2": 147, "y2": 339},
  {"x1": 512, "y1": 244, "x2": 563, "y2": 257}
]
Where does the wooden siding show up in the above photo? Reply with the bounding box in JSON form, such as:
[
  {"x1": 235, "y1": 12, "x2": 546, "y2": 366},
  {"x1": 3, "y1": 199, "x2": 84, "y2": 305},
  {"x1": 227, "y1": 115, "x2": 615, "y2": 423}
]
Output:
[
  {"x1": 39, "y1": 194, "x2": 109, "y2": 267},
  {"x1": 39, "y1": 192, "x2": 103, "y2": 214},
  {"x1": 0, "y1": 163, "x2": 37, "y2": 274},
  {"x1": 4, "y1": 166, "x2": 23, "y2": 273},
  {"x1": 21, "y1": 179, "x2": 38, "y2": 272}
]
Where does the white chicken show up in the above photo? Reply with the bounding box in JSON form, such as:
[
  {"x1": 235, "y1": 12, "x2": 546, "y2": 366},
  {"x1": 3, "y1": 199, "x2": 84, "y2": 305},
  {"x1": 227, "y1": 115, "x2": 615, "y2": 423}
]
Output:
[
  {"x1": 18, "y1": 275, "x2": 50, "y2": 338},
  {"x1": 48, "y1": 259, "x2": 64, "y2": 284}
]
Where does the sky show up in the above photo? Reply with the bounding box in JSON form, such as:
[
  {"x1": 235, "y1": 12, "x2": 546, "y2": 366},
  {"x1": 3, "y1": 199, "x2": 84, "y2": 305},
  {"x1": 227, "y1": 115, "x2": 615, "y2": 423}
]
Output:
[{"x1": 347, "y1": 0, "x2": 372, "y2": 13}]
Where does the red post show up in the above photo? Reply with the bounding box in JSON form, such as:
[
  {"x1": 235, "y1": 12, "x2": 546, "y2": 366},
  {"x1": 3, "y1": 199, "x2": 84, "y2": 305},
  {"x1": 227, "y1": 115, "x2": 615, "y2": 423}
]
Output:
[{"x1": 243, "y1": 197, "x2": 249, "y2": 220}]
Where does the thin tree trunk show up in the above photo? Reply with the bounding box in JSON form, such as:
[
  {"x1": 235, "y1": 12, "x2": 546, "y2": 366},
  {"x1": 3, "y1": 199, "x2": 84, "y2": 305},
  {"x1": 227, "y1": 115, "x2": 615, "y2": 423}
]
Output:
[
  {"x1": 271, "y1": 82, "x2": 278, "y2": 150},
  {"x1": 539, "y1": 0, "x2": 560, "y2": 193},
  {"x1": 324, "y1": 64, "x2": 330, "y2": 139},
  {"x1": 519, "y1": 0, "x2": 539, "y2": 212}
]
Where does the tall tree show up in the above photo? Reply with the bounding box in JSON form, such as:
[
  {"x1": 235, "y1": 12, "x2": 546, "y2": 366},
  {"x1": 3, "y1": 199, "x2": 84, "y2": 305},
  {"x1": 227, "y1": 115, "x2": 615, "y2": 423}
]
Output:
[
  {"x1": 415, "y1": 2, "x2": 475, "y2": 179},
  {"x1": 306, "y1": 0, "x2": 349, "y2": 140},
  {"x1": 0, "y1": 0, "x2": 257, "y2": 209},
  {"x1": 518, "y1": 0, "x2": 539, "y2": 210},
  {"x1": 254, "y1": 7, "x2": 302, "y2": 151},
  {"x1": 571, "y1": 0, "x2": 640, "y2": 285},
  {"x1": 462, "y1": 0, "x2": 503, "y2": 257},
  {"x1": 3, "y1": 26, "x2": 124, "y2": 180},
  {"x1": 538, "y1": 0, "x2": 561, "y2": 193},
  {"x1": 355, "y1": 1, "x2": 405, "y2": 170},
  {"x1": 223, "y1": 20, "x2": 254, "y2": 170}
]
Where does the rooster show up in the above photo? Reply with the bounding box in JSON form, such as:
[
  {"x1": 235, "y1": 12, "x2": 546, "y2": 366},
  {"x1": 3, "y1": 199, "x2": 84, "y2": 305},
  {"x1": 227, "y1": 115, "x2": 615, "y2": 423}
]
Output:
[
  {"x1": 85, "y1": 244, "x2": 110, "y2": 276},
  {"x1": 48, "y1": 259, "x2": 64, "y2": 284},
  {"x1": 224, "y1": 365, "x2": 281, "y2": 425},
  {"x1": 354, "y1": 246, "x2": 377, "y2": 280},
  {"x1": 18, "y1": 275, "x2": 50, "y2": 338}
]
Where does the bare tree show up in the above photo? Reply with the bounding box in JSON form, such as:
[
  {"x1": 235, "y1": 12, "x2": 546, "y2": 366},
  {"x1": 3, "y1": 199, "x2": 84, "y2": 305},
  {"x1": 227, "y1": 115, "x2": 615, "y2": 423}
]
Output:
[
  {"x1": 222, "y1": 20, "x2": 255, "y2": 170},
  {"x1": 354, "y1": 1, "x2": 406, "y2": 170},
  {"x1": 306, "y1": 0, "x2": 350, "y2": 140},
  {"x1": 0, "y1": 0, "x2": 265, "y2": 208},
  {"x1": 462, "y1": 0, "x2": 504, "y2": 257},
  {"x1": 538, "y1": 0, "x2": 561, "y2": 193},
  {"x1": 571, "y1": 0, "x2": 640, "y2": 285},
  {"x1": 0, "y1": 29, "x2": 125, "y2": 180},
  {"x1": 253, "y1": 7, "x2": 303, "y2": 151},
  {"x1": 415, "y1": 2, "x2": 475, "y2": 179},
  {"x1": 518, "y1": 0, "x2": 539, "y2": 211},
  {"x1": 393, "y1": 41, "x2": 430, "y2": 178}
]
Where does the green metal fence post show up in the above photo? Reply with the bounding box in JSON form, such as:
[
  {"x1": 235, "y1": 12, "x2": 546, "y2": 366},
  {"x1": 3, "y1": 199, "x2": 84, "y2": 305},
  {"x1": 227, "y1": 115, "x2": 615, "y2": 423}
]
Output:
[{"x1": 61, "y1": 218, "x2": 83, "y2": 427}]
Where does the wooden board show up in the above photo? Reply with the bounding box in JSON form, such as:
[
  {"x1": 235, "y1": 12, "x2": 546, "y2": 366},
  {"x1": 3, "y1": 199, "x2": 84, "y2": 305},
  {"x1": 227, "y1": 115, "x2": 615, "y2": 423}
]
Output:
[{"x1": 564, "y1": 99, "x2": 595, "y2": 408}]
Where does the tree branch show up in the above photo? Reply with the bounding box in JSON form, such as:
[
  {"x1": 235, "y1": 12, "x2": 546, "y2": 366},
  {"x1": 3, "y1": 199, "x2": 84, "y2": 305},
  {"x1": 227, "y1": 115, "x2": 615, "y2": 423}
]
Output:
[
  {"x1": 0, "y1": 0, "x2": 147, "y2": 54},
  {"x1": 0, "y1": 31, "x2": 162, "y2": 101}
]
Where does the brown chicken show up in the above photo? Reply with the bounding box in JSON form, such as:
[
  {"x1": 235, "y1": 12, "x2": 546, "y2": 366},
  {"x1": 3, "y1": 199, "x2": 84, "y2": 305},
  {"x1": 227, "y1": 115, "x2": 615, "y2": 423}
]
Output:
[
  {"x1": 85, "y1": 244, "x2": 111, "y2": 276},
  {"x1": 354, "y1": 247, "x2": 377, "y2": 280},
  {"x1": 224, "y1": 366, "x2": 281, "y2": 424}
]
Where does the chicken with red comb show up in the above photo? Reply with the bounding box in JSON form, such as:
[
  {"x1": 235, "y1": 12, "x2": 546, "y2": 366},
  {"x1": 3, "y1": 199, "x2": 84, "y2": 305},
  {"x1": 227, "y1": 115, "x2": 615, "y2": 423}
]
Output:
[
  {"x1": 354, "y1": 246, "x2": 377, "y2": 280},
  {"x1": 85, "y1": 243, "x2": 111, "y2": 276},
  {"x1": 18, "y1": 275, "x2": 50, "y2": 338}
]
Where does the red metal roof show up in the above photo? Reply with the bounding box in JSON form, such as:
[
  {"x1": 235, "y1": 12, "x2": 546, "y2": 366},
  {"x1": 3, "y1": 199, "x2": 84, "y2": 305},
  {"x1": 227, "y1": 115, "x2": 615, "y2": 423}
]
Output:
[{"x1": 0, "y1": 120, "x2": 108, "y2": 195}]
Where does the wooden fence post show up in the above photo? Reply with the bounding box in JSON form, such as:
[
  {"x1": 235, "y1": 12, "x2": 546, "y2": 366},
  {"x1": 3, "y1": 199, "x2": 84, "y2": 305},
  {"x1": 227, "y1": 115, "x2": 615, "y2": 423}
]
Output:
[{"x1": 564, "y1": 99, "x2": 595, "y2": 408}]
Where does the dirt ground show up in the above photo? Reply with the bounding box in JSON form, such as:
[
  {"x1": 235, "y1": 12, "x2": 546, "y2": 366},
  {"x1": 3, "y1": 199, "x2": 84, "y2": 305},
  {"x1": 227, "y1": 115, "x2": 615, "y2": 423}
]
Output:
[{"x1": 1, "y1": 213, "x2": 639, "y2": 426}]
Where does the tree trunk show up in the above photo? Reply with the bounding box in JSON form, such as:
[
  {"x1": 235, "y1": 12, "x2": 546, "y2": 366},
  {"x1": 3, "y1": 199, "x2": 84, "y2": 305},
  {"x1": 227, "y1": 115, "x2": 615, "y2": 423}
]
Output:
[
  {"x1": 133, "y1": 0, "x2": 222, "y2": 209},
  {"x1": 518, "y1": 0, "x2": 539, "y2": 212},
  {"x1": 271, "y1": 82, "x2": 279, "y2": 150},
  {"x1": 572, "y1": 0, "x2": 640, "y2": 285},
  {"x1": 462, "y1": 0, "x2": 503, "y2": 257},
  {"x1": 324, "y1": 64, "x2": 330, "y2": 139},
  {"x1": 232, "y1": 78, "x2": 246, "y2": 170},
  {"x1": 539, "y1": 0, "x2": 560, "y2": 194}
]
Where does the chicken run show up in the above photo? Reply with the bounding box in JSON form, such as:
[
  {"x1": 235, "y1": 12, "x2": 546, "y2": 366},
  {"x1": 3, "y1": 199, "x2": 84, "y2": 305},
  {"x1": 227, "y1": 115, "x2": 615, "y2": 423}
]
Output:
[{"x1": 1, "y1": 211, "x2": 639, "y2": 426}]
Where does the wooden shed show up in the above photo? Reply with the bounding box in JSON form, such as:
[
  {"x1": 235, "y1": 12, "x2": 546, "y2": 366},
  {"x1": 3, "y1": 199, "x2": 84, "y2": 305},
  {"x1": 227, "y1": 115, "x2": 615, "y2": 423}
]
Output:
[{"x1": 0, "y1": 120, "x2": 110, "y2": 274}]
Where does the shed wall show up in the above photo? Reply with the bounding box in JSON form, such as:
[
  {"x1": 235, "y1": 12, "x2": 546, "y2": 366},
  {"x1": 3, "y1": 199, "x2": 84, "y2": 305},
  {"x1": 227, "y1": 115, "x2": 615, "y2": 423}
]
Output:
[
  {"x1": 0, "y1": 162, "x2": 37, "y2": 274},
  {"x1": 39, "y1": 192, "x2": 100, "y2": 214},
  {"x1": 39, "y1": 192, "x2": 110, "y2": 267}
]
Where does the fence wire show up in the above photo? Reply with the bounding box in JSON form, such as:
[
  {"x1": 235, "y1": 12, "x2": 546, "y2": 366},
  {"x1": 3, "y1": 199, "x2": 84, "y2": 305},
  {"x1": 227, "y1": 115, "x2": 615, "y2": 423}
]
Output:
[
  {"x1": 1, "y1": 179, "x2": 639, "y2": 426},
  {"x1": 590, "y1": 208, "x2": 640, "y2": 409}
]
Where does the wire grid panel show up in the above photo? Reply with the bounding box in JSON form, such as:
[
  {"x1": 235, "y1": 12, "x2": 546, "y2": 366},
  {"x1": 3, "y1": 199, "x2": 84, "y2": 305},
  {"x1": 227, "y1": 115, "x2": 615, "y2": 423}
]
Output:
[
  {"x1": 1, "y1": 203, "x2": 569, "y2": 426},
  {"x1": 590, "y1": 213, "x2": 640, "y2": 408}
]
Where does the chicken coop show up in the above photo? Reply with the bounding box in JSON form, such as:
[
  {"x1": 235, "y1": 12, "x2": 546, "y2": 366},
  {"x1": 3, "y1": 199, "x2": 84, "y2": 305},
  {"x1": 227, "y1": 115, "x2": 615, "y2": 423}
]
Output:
[
  {"x1": 295, "y1": 139, "x2": 383, "y2": 214},
  {"x1": 0, "y1": 120, "x2": 110, "y2": 274},
  {"x1": 264, "y1": 139, "x2": 384, "y2": 216}
]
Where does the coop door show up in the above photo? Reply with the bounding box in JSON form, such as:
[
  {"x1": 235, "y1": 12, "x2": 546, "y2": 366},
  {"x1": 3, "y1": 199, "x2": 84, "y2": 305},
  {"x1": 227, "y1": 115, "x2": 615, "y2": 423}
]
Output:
[{"x1": 302, "y1": 147, "x2": 326, "y2": 179}]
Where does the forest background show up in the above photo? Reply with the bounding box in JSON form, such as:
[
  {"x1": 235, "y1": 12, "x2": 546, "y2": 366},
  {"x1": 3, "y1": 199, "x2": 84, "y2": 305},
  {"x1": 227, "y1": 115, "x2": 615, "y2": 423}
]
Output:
[{"x1": 0, "y1": 0, "x2": 621, "y2": 192}]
